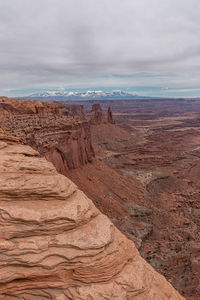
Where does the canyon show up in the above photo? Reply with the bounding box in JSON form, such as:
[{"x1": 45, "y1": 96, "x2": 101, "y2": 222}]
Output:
[
  {"x1": 0, "y1": 130, "x2": 185, "y2": 299},
  {"x1": 0, "y1": 96, "x2": 199, "y2": 299}
]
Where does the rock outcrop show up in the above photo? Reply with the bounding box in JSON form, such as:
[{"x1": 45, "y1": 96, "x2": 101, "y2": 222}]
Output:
[
  {"x1": 90, "y1": 103, "x2": 103, "y2": 124},
  {"x1": 0, "y1": 97, "x2": 95, "y2": 170},
  {"x1": 107, "y1": 106, "x2": 115, "y2": 124},
  {"x1": 0, "y1": 132, "x2": 184, "y2": 299},
  {"x1": 44, "y1": 120, "x2": 95, "y2": 170},
  {"x1": 88, "y1": 103, "x2": 115, "y2": 125},
  {"x1": 0, "y1": 97, "x2": 84, "y2": 117}
]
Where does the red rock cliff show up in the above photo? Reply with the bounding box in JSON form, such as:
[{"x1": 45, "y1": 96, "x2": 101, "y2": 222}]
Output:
[
  {"x1": 0, "y1": 97, "x2": 95, "y2": 171},
  {"x1": 0, "y1": 132, "x2": 185, "y2": 299}
]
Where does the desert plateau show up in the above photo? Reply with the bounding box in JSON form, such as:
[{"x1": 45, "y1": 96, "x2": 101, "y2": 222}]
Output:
[
  {"x1": 0, "y1": 96, "x2": 199, "y2": 299},
  {"x1": 1, "y1": 0, "x2": 200, "y2": 298}
]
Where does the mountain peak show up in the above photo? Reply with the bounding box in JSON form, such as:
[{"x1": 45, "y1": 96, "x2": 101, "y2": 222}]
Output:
[{"x1": 28, "y1": 90, "x2": 142, "y2": 100}]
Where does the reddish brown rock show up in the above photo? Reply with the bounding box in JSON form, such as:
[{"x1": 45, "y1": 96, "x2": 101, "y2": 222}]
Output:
[
  {"x1": 107, "y1": 106, "x2": 115, "y2": 124},
  {"x1": 0, "y1": 97, "x2": 95, "y2": 170},
  {"x1": 0, "y1": 97, "x2": 196, "y2": 298},
  {"x1": 91, "y1": 103, "x2": 102, "y2": 113},
  {"x1": 89, "y1": 103, "x2": 115, "y2": 125},
  {"x1": 0, "y1": 133, "x2": 184, "y2": 299},
  {"x1": 86, "y1": 99, "x2": 200, "y2": 299},
  {"x1": 90, "y1": 103, "x2": 103, "y2": 124}
]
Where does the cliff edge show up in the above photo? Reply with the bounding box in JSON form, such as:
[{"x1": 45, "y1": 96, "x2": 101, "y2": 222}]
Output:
[
  {"x1": 0, "y1": 132, "x2": 184, "y2": 299},
  {"x1": 0, "y1": 97, "x2": 95, "y2": 170}
]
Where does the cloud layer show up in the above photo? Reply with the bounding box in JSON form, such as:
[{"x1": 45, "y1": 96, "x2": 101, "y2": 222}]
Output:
[{"x1": 1, "y1": 0, "x2": 200, "y2": 96}]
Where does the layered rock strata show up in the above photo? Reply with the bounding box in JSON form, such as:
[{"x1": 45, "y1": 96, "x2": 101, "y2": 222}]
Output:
[
  {"x1": 88, "y1": 103, "x2": 115, "y2": 125},
  {"x1": 90, "y1": 103, "x2": 103, "y2": 124},
  {"x1": 0, "y1": 98, "x2": 149, "y2": 251},
  {"x1": 0, "y1": 133, "x2": 184, "y2": 299},
  {"x1": 0, "y1": 97, "x2": 95, "y2": 170}
]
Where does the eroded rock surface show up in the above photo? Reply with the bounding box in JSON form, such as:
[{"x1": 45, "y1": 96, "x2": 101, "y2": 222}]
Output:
[
  {"x1": 87, "y1": 100, "x2": 200, "y2": 299},
  {"x1": 107, "y1": 106, "x2": 115, "y2": 124},
  {"x1": 0, "y1": 133, "x2": 184, "y2": 299},
  {"x1": 90, "y1": 103, "x2": 103, "y2": 124},
  {"x1": 0, "y1": 98, "x2": 149, "y2": 251},
  {"x1": 0, "y1": 97, "x2": 95, "y2": 170}
]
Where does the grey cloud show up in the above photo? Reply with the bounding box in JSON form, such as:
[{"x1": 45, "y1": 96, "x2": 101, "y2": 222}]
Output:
[{"x1": 1, "y1": 0, "x2": 200, "y2": 95}]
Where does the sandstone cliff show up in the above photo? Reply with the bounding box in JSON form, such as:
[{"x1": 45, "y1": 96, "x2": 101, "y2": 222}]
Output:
[
  {"x1": 90, "y1": 103, "x2": 103, "y2": 124},
  {"x1": 0, "y1": 132, "x2": 184, "y2": 300},
  {"x1": 0, "y1": 97, "x2": 95, "y2": 170},
  {"x1": 88, "y1": 103, "x2": 115, "y2": 125},
  {"x1": 0, "y1": 98, "x2": 152, "y2": 250}
]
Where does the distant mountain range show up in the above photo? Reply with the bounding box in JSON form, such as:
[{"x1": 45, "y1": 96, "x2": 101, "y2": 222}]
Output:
[{"x1": 28, "y1": 90, "x2": 152, "y2": 100}]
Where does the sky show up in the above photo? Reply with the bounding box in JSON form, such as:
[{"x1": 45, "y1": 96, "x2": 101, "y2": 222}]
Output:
[{"x1": 1, "y1": 0, "x2": 200, "y2": 98}]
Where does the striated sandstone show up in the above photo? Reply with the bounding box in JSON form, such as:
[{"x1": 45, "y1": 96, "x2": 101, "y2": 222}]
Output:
[
  {"x1": 0, "y1": 98, "x2": 149, "y2": 251},
  {"x1": 0, "y1": 133, "x2": 184, "y2": 299},
  {"x1": 90, "y1": 103, "x2": 103, "y2": 125},
  {"x1": 0, "y1": 97, "x2": 95, "y2": 170},
  {"x1": 88, "y1": 103, "x2": 115, "y2": 125}
]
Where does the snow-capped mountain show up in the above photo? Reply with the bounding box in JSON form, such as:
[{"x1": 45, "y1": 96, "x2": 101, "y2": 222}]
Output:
[{"x1": 28, "y1": 90, "x2": 145, "y2": 100}]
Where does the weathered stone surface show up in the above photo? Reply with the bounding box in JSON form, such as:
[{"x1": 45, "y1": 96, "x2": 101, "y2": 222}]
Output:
[
  {"x1": 0, "y1": 97, "x2": 95, "y2": 170},
  {"x1": 107, "y1": 106, "x2": 115, "y2": 124},
  {"x1": 0, "y1": 133, "x2": 184, "y2": 299},
  {"x1": 90, "y1": 103, "x2": 103, "y2": 124}
]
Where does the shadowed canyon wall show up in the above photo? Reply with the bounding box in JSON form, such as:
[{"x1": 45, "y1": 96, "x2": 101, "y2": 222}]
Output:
[{"x1": 0, "y1": 97, "x2": 95, "y2": 171}]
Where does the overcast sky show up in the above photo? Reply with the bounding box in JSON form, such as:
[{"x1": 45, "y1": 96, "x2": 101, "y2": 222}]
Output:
[{"x1": 1, "y1": 0, "x2": 200, "y2": 97}]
